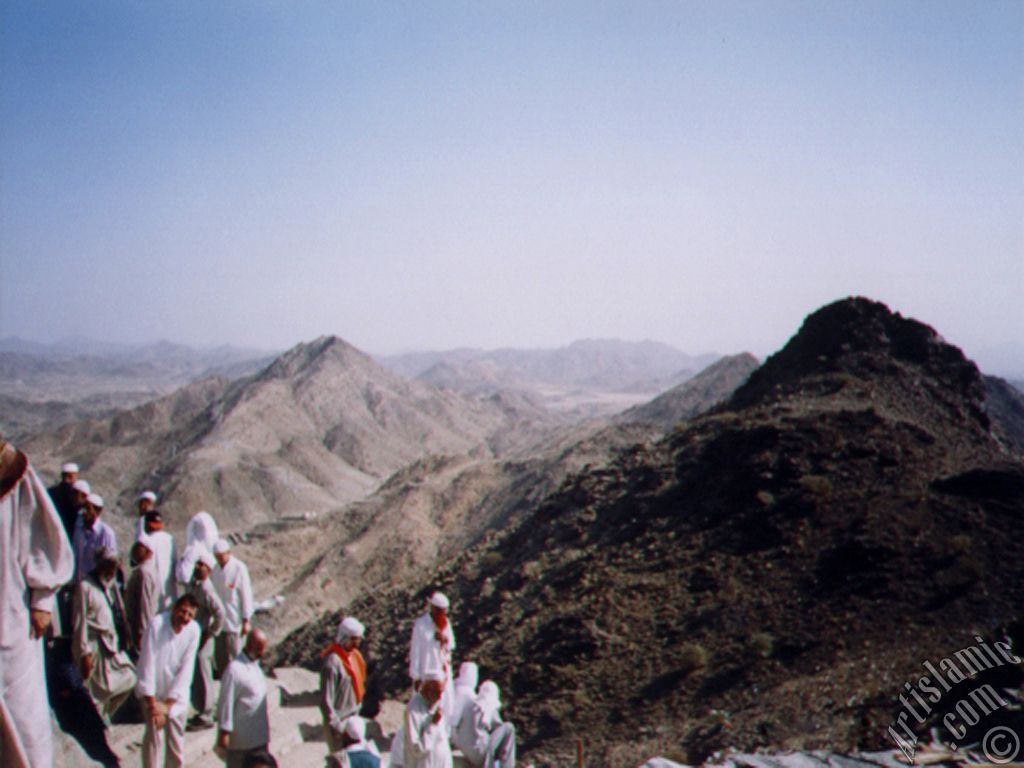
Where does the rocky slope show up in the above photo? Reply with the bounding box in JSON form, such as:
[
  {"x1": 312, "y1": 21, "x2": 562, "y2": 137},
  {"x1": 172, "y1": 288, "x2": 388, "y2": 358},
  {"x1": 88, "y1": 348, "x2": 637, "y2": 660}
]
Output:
[{"x1": 276, "y1": 298, "x2": 1024, "y2": 766}]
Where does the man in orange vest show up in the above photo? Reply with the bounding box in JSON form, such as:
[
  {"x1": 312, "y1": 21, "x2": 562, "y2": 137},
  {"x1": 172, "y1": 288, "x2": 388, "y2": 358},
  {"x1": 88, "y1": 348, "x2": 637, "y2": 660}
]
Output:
[{"x1": 320, "y1": 616, "x2": 367, "y2": 754}]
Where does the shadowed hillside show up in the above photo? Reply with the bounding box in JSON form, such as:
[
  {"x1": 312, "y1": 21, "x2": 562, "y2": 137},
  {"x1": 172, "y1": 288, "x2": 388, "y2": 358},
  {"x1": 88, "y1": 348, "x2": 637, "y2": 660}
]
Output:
[{"x1": 276, "y1": 298, "x2": 1024, "y2": 766}]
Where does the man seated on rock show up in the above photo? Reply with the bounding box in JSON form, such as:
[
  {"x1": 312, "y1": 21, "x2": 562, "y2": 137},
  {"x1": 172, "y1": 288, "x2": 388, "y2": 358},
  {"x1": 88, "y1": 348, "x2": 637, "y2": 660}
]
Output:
[
  {"x1": 186, "y1": 548, "x2": 227, "y2": 731},
  {"x1": 73, "y1": 545, "x2": 137, "y2": 722},
  {"x1": 321, "y1": 616, "x2": 368, "y2": 753},
  {"x1": 404, "y1": 672, "x2": 452, "y2": 768},
  {"x1": 332, "y1": 715, "x2": 380, "y2": 768},
  {"x1": 452, "y1": 680, "x2": 516, "y2": 768}
]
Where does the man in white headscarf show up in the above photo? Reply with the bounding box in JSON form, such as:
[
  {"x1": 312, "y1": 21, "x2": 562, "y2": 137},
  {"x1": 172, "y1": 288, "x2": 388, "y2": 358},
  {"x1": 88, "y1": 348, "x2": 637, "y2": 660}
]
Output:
[
  {"x1": 73, "y1": 545, "x2": 137, "y2": 721},
  {"x1": 403, "y1": 673, "x2": 452, "y2": 768},
  {"x1": 212, "y1": 538, "x2": 254, "y2": 676},
  {"x1": 409, "y1": 592, "x2": 456, "y2": 727},
  {"x1": 0, "y1": 437, "x2": 74, "y2": 768},
  {"x1": 321, "y1": 616, "x2": 367, "y2": 754},
  {"x1": 451, "y1": 661, "x2": 478, "y2": 738},
  {"x1": 175, "y1": 511, "x2": 219, "y2": 586},
  {"x1": 452, "y1": 680, "x2": 516, "y2": 768}
]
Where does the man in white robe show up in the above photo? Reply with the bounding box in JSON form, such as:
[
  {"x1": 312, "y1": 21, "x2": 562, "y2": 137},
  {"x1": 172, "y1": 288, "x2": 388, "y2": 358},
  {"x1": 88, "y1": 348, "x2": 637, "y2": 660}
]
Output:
[
  {"x1": 215, "y1": 628, "x2": 270, "y2": 768},
  {"x1": 175, "y1": 512, "x2": 219, "y2": 586},
  {"x1": 403, "y1": 674, "x2": 452, "y2": 768},
  {"x1": 186, "y1": 550, "x2": 226, "y2": 730},
  {"x1": 212, "y1": 539, "x2": 254, "y2": 675},
  {"x1": 136, "y1": 593, "x2": 201, "y2": 768},
  {"x1": 452, "y1": 680, "x2": 516, "y2": 768},
  {"x1": 409, "y1": 592, "x2": 456, "y2": 728},
  {"x1": 0, "y1": 438, "x2": 74, "y2": 768},
  {"x1": 321, "y1": 616, "x2": 367, "y2": 753},
  {"x1": 142, "y1": 511, "x2": 178, "y2": 612},
  {"x1": 126, "y1": 533, "x2": 161, "y2": 657},
  {"x1": 73, "y1": 546, "x2": 137, "y2": 721}
]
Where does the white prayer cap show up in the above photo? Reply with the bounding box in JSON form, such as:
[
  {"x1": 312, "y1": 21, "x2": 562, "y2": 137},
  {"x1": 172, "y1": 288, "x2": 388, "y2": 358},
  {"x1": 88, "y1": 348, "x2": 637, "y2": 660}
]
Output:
[
  {"x1": 62, "y1": 462, "x2": 79, "y2": 474},
  {"x1": 343, "y1": 716, "x2": 366, "y2": 742},
  {"x1": 429, "y1": 591, "x2": 450, "y2": 610},
  {"x1": 86, "y1": 493, "x2": 104, "y2": 508},
  {"x1": 456, "y1": 662, "x2": 478, "y2": 690},
  {"x1": 336, "y1": 616, "x2": 365, "y2": 642},
  {"x1": 213, "y1": 539, "x2": 231, "y2": 555},
  {"x1": 135, "y1": 533, "x2": 155, "y2": 552},
  {"x1": 138, "y1": 490, "x2": 158, "y2": 503},
  {"x1": 72, "y1": 479, "x2": 91, "y2": 494},
  {"x1": 194, "y1": 546, "x2": 216, "y2": 570}
]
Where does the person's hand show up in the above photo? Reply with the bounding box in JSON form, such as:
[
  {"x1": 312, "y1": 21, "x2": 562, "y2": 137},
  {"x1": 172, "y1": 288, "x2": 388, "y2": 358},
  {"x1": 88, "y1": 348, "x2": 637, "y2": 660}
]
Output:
[
  {"x1": 30, "y1": 610, "x2": 51, "y2": 639},
  {"x1": 213, "y1": 743, "x2": 229, "y2": 761},
  {"x1": 241, "y1": 619, "x2": 250, "y2": 636},
  {"x1": 431, "y1": 708, "x2": 443, "y2": 725},
  {"x1": 81, "y1": 654, "x2": 95, "y2": 681}
]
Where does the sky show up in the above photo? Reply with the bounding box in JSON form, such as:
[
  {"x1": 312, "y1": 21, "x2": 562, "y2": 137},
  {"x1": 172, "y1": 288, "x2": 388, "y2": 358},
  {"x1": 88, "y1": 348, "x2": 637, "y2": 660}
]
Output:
[{"x1": 1, "y1": 0, "x2": 1022, "y2": 362}]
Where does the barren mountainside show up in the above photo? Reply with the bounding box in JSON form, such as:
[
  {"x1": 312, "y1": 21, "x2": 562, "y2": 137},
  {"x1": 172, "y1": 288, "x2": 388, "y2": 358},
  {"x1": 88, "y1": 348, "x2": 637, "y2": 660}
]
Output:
[{"x1": 276, "y1": 298, "x2": 1024, "y2": 766}]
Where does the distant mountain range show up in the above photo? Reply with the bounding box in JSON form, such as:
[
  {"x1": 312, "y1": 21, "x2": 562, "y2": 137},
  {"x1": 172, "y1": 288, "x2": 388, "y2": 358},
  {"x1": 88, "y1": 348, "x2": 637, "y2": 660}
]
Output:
[{"x1": 276, "y1": 298, "x2": 1024, "y2": 766}]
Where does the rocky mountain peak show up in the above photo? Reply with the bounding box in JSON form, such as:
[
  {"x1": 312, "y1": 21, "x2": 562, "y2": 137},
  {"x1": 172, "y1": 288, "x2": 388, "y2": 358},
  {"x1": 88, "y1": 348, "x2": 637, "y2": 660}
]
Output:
[
  {"x1": 729, "y1": 297, "x2": 987, "y2": 424},
  {"x1": 257, "y1": 334, "x2": 372, "y2": 381}
]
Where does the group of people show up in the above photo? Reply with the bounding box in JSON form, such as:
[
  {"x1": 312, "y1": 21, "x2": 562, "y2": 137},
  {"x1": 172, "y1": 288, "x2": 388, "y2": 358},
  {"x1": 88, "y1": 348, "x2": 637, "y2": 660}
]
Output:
[
  {"x1": 321, "y1": 592, "x2": 517, "y2": 768},
  {"x1": 0, "y1": 444, "x2": 273, "y2": 768},
  {"x1": 0, "y1": 440, "x2": 518, "y2": 768}
]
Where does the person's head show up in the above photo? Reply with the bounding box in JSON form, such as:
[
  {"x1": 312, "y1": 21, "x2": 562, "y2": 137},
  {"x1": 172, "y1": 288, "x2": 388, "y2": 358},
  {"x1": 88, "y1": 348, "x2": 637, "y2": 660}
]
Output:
[
  {"x1": 72, "y1": 479, "x2": 91, "y2": 507},
  {"x1": 61, "y1": 462, "x2": 79, "y2": 486},
  {"x1": 336, "y1": 616, "x2": 365, "y2": 651},
  {"x1": 137, "y1": 490, "x2": 157, "y2": 515},
  {"x1": 132, "y1": 536, "x2": 154, "y2": 565},
  {"x1": 241, "y1": 751, "x2": 278, "y2": 768},
  {"x1": 420, "y1": 675, "x2": 444, "y2": 706},
  {"x1": 171, "y1": 593, "x2": 199, "y2": 632},
  {"x1": 245, "y1": 628, "x2": 268, "y2": 660},
  {"x1": 213, "y1": 538, "x2": 232, "y2": 568},
  {"x1": 83, "y1": 493, "x2": 104, "y2": 527},
  {"x1": 193, "y1": 559, "x2": 211, "y2": 582},
  {"x1": 94, "y1": 547, "x2": 119, "y2": 585},
  {"x1": 429, "y1": 591, "x2": 449, "y2": 625},
  {"x1": 144, "y1": 510, "x2": 163, "y2": 534},
  {"x1": 341, "y1": 716, "x2": 366, "y2": 748},
  {"x1": 456, "y1": 661, "x2": 479, "y2": 691}
]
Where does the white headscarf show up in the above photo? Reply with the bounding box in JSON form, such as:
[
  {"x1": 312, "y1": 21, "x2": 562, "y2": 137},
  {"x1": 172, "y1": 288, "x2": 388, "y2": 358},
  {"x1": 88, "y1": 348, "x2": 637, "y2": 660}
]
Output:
[
  {"x1": 477, "y1": 680, "x2": 502, "y2": 728},
  {"x1": 185, "y1": 511, "x2": 219, "y2": 549},
  {"x1": 335, "y1": 616, "x2": 366, "y2": 644}
]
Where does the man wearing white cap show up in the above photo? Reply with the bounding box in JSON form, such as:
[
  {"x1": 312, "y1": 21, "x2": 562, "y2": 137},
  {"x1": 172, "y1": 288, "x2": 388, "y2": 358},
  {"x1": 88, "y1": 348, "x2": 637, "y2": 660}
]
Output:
[
  {"x1": 72, "y1": 493, "x2": 118, "y2": 583},
  {"x1": 452, "y1": 680, "x2": 517, "y2": 768},
  {"x1": 215, "y1": 628, "x2": 270, "y2": 768},
  {"x1": 126, "y1": 533, "x2": 162, "y2": 656},
  {"x1": 321, "y1": 616, "x2": 368, "y2": 754},
  {"x1": 335, "y1": 716, "x2": 380, "y2": 768},
  {"x1": 212, "y1": 539, "x2": 254, "y2": 676},
  {"x1": 403, "y1": 672, "x2": 452, "y2": 768},
  {"x1": 1, "y1": 437, "x2": 74, "y2": 768},
  {"x1": 73, "y1": 545, "x2": 137, "y2": 722},
  {"x1": 186, "y1": 549, "x2": 226, "y2": 730},
  {"x1": 47, "y1": 461, "x2": 81, "y2": 537},
  {"x1": 142, "y1": 511, "x2": 178, "y2": 612},
  {"x1": 409, "y1": 592, "x2": 456, "y2": 728}
]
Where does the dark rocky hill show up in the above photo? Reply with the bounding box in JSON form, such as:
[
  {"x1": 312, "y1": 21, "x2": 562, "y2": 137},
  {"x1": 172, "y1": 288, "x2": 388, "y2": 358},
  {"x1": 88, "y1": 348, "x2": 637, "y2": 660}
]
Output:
[{"x1": 276, "y1": 298, "x2": 1024, "y2": 766}]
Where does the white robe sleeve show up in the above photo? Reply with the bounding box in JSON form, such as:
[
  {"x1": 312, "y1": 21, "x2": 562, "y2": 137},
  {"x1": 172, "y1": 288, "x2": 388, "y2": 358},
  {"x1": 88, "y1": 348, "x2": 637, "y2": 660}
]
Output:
[{"x1": 19, "y1": 467, "x2": 73, "y2": 614}]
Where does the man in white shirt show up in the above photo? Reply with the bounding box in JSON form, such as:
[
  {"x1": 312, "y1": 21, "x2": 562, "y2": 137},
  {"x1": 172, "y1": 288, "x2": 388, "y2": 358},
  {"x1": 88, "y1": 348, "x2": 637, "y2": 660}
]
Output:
[
  {"x1": 0, "y1": 438, "x2": 74, "y2": 768},
  {"x1": 409, "y1": 592, "x2": 456, "y2": 727},
  {"x1": 72, "y1": 493, "x2": 117, "y2": 583},
  {"x1": 404, "y1": 673, "x2": 452, "y2": 768},
  {"x1": 215, "y1": 628, "x2": 270, "y2": 768},
  {"x1": 212, "y1": 539, "x2": 254, "y2": 676},
  {"x1": 142, "y1": 511, "x2": 178, "y2": 612},
  {"x1": 452, "y1": 680, "x2": 516, "y2": 768},
  {"x1": 136, "y1": 593, "x2": 201, "y2": 768}
]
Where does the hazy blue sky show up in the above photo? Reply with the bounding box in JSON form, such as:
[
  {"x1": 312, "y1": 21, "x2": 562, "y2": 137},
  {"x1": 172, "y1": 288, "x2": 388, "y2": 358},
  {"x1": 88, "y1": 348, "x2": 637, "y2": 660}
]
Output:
[{"x1": 2, "y1": 1, "x2": 1021, "y2": 360}]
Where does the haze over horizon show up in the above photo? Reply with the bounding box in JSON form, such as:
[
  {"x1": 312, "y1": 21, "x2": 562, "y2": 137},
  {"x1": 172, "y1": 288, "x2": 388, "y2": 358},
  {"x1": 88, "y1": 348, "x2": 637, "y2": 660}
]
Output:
[{"x1": 2, "y1": 2, "x2": 1021, "y2": 363}]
